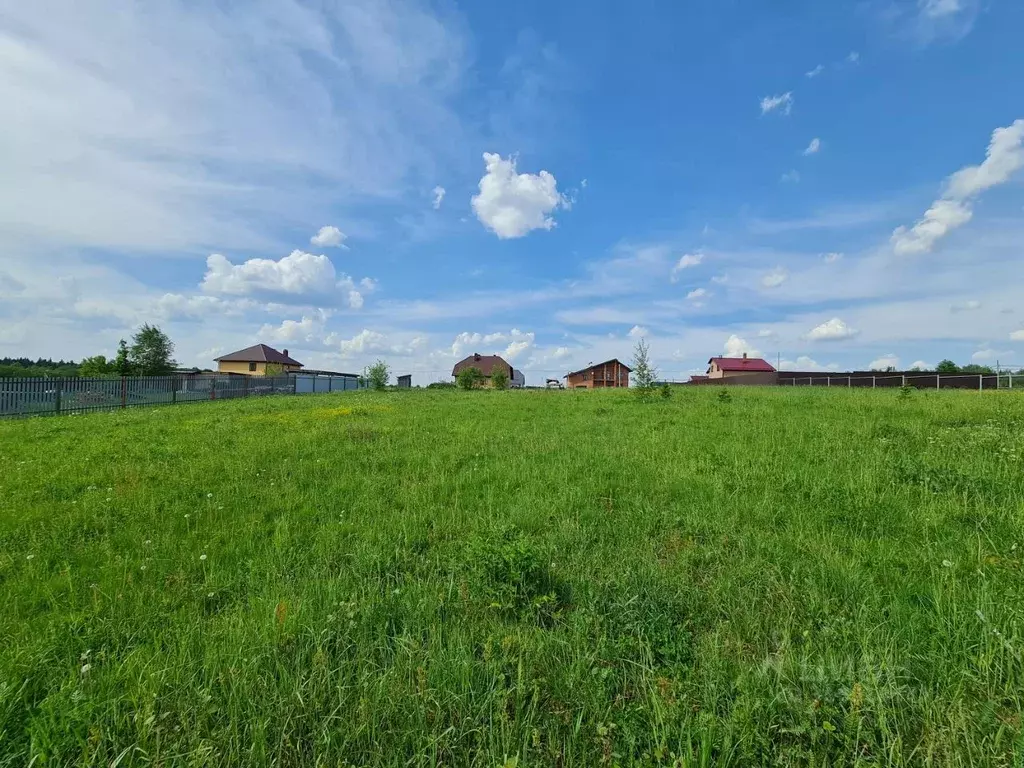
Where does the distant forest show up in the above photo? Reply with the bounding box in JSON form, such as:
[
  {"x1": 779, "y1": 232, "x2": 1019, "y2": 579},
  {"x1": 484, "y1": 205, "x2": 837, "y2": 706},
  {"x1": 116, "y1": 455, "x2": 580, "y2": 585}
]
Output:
[{"x1": 0, "y1": 357, "x2": 212, "y2": 379}]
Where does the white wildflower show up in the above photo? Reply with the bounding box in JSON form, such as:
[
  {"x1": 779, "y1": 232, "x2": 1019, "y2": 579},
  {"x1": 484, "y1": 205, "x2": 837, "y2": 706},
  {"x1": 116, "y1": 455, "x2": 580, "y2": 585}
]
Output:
[
  {"x1": 200, "y1": 554, "x2": 207, "y2": 561},
  {"x1": 942, "y1": 559, "x2": 953, "y2": 568},
  {"x1": 80, "y1": 663, "x2": 92, "y2": 675}
]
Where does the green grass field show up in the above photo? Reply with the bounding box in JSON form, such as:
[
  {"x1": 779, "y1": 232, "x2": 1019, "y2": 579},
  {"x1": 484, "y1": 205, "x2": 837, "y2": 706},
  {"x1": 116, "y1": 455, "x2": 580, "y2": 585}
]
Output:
[{"x1": 1, "y1": 387, "x2": 1022, "y2": 766}]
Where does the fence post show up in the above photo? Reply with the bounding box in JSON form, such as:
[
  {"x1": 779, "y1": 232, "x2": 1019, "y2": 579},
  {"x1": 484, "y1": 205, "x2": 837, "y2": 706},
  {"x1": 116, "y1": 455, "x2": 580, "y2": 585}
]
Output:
[
  {"x1": 329, "y1": 376, "x2": 333, "y2": 393},
  {"x1": 211, "y1": 377, "x2": 216, "y2": 401},
  {"x1": 979, "y1": 374, "x2": 983, "y2": 392},
  {"x1": 121, "y1": 376, "x2": 127, "y2": 409},
  {"x1": 936, "y1": 374, "x2": 940, "y2": 390},
  {"x1": 244, "y1": 376, "x2": 249, "y2": 399},
  {"x1": 872, "y1": 376, "x2": 876, "y2": 388},
  {"x1": 902, "y1": 374, "x2": 906, "y2": 387},
  {"x1": 172, "y1": 378, "x2": 177, "y2": 405},
  {"x1": 55, "y1": 378, "x2": 62, "y2": 414},
  {"x1": 827, "y1": 377, "x2": 830, "y2": 388}
]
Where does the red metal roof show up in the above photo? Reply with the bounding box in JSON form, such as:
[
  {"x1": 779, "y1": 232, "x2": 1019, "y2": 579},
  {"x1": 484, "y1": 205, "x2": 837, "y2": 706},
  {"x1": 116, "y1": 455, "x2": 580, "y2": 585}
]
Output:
[{"x1": 708, "y1": 356, "x2": 776, "y2": 372}]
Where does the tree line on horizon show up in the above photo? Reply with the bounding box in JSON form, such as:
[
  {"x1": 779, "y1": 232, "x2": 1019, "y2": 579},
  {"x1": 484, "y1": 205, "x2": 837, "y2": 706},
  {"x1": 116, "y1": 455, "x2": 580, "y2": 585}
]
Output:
[{"x1": 0, "y1": 325, "x2": 189, "y2": 379}]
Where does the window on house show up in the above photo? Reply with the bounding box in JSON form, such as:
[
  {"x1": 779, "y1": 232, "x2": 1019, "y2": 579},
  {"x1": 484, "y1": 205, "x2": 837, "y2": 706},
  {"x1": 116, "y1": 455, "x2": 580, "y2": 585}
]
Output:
[{"x1": 248, "y1": 362, "x2": 257, "y2": 372}]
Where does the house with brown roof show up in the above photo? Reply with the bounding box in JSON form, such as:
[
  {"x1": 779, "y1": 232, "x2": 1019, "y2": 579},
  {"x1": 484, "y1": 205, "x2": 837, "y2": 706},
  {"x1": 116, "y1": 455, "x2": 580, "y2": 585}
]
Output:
[
  {"x1": 451, "y1": 353, "x2": 521, "y2": 388},
  {"x1": 706, "y1": 353, "x2": 776, "y2": 383},
  {"x1": 565, "y1": 359, "x2": 631, "y2": 389},
  {"x1": 215, "y1": 344, "x2": 304, "y2": 376}
]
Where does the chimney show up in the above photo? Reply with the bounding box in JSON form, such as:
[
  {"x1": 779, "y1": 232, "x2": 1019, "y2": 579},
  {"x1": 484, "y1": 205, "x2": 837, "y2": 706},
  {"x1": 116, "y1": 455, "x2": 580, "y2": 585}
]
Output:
[
  {"x1": 742, "y1": 352, "x2": 747, "y2": 359},
  {"x1": 283, "y1": 349, "x2": 289, "y2": 358},
  {"x1": 474, "y1": 353, "x2": 481, "y2": 361}
]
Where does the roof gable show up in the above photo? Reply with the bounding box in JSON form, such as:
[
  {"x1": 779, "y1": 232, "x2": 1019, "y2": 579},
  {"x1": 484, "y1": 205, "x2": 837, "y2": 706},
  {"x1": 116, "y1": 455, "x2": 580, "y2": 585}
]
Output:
[
  {"x1": 452, "y1": 354, "x2": 512, "y2": 377},
  {"x1": 215, "y1": 344, "x2": 303, "y2": 367},
  {"x1": 565, "y1": 358, "x2": 633, "y2": 378}
]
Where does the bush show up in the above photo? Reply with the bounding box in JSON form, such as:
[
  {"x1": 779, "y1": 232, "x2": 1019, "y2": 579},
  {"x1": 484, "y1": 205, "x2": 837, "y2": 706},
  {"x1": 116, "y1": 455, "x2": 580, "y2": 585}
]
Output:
[
  {"x1": 363, "y1": 360, "x2": 390, "y2": 391},
  {"x1": 490, "y1": 366, "x2": 509, "y2": 390},
  {"x1": 717, "y1": 389, "x2": 732, "y2": 403},
  {"x1": 457, "y1": 367, "x2": 483, "y2": 391},
  {"x1": 467, "y1": 525, "x2": 567, "y2": 622},
  {"x1": 660, "y1": 383, "x2": 672, "y2": 400},
  {"x1": 427, "y1": 381, "x2": 456, "y2": 390}
]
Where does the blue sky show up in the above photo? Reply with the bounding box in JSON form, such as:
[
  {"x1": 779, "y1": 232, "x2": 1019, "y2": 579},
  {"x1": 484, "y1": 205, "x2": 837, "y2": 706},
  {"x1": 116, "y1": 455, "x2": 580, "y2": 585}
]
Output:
[{"x1": 1, "y1": 0, "x2": 1023, "y2": 382}]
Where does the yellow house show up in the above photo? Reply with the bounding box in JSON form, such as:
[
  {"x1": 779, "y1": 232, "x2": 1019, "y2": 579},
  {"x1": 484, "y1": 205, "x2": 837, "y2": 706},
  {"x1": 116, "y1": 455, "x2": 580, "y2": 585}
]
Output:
[{"x1": 215, "y1": 344, "x2": 304, "y2": 376}]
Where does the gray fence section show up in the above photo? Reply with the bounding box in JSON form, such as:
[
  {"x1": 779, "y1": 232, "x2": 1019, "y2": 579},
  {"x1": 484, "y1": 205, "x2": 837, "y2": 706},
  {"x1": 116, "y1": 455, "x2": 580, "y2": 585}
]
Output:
[
  {"x1": 0, "y1": 374, "x2": 361, "y2": 418},
  {"x1": 294, "y1": 374, "x2": 361, "y2": 394}
]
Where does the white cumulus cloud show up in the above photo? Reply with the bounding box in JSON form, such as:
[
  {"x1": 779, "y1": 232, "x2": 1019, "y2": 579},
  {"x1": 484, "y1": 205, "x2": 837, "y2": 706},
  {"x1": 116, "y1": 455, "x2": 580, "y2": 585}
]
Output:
[
  {"x1": 201, "y1": 250, "x2": 371, "y2": 308},
  {"x1": 1010, "y1": 330, "x2": 1024, "y2": 341},
  {"x1": 806, "y1": 317, "x2": 859, "y2": 341},
  {"x1": 686, "y1": 288, "x2": 708, "y2": 301},
  {"x1": 431, "y1": 186, "x2": 446, "y2": 210},
  {"x1": 910, "y1": 360, "x2": 932, "y2": 370},
  {"x1": 760, "y1": 92, "x2": 793, "y2": 116},
  {"x1": 892, "y1": 119, "x2": 1024, "y2": 255},
  {"x1": 471, "y1": 153, "x2": 568, "y2": 238},
  {"x1": 628, "y1": 325, "x2": 649, "y2": 339},
  {"x1": 778, "y1": 356, "x2": 839, "y2": 372},
  {"x1": 202, "y1": 251, "x2": 336, "y2": 295},
  {"x1": 331, "y1": 330, "x2": 427, "y2": 359},
  {"x1": 258, "y1": 313, "x2": 327, "y2": 345},
  {"x1": 803, "y1": 138, "x2": 821, "y2": 156},
  {"x1": 761, "y1": 267, "x2": 788, "y2": 288},
  {"x1": 723, "y1": 335, "x2": 761, "y2": 358},
  {"x1": 806, "y1": 64, "x2": 824, "y2": 78},
  {"x1": 310, "y1": 226, "x2": 348, "y2": 249},
  {"x1": 670, "y1": 252, "x2": 703, "y2": 282},
  {"x1": 869, "y1": 353, "x2": 900, "y2": 370},
  {"x1": 448, "y1": 328, "x2": 535, "y2": 360}
]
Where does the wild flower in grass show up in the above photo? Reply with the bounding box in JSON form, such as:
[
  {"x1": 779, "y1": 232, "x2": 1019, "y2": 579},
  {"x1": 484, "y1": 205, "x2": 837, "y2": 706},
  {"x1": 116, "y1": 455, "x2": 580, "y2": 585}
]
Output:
[
  {"x1": 140, "y1": 565, "x2": 147, "y2": 571},
  {"x1": 207, "y1": 493, "x2": 213, "y2": 498},
  {"x1": 26, "y1": 554, "x2": 34, "y2": 561},
  {"x1": 144, "y1": 540, "x2": 151, "y2": 545},
  {"x1": 184, "y1": 514, "x2": 190, "y2": 519},
  {"x1": 105, "y1": 497, "x2": 111, "y2": 502},
  {"x1": 942, "y1": 560, "x2": 953, "y2": 568},
  {"x1": 80, "y1": 663, "x2": 92, "y2": 675},
  {"x1": 200, "y1": 554, "x2": 207, "y2": 561},
  {"x1": 207, "y1": 592, "x2": 214, "y2": 598}
]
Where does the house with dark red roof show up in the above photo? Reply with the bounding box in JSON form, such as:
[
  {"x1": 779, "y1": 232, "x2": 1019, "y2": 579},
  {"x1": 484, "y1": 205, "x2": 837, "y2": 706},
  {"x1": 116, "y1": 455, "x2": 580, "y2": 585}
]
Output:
[
  {"x1": 451, "y1": 353, "x2": 523, "y2": 388},
  {"x1": 215, "y1": 344, "x2": 304, "y2": 376},
  {"x1": 706, "y1": 353, "x2": 776, "y2": 380}
]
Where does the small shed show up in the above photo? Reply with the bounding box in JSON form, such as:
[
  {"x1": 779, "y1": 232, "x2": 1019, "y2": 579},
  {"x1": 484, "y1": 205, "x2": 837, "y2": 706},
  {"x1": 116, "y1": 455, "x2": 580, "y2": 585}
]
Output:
[{"x1": 397, "y1": 374, "x2": 412, "y2": 388}]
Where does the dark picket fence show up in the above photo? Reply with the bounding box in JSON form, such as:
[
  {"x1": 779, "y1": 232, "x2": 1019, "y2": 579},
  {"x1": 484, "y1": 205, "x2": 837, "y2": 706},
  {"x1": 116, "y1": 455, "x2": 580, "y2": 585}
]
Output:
[{"x1": 0, "y1": 374, "x2": 299, "y2": 418}]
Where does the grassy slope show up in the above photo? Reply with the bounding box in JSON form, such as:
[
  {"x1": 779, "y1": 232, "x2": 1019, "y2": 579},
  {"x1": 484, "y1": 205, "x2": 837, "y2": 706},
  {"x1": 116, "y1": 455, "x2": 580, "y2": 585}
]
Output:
[{"x1": 0, "y1": 388, "x2": 1021, "y2": 767}]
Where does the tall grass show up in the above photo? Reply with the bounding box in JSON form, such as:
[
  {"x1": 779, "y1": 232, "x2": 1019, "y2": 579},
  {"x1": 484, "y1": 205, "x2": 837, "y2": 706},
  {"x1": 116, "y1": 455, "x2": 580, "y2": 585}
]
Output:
[{"x1": 0, "y1": 387, "x2": 1021, "y2": 766}]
